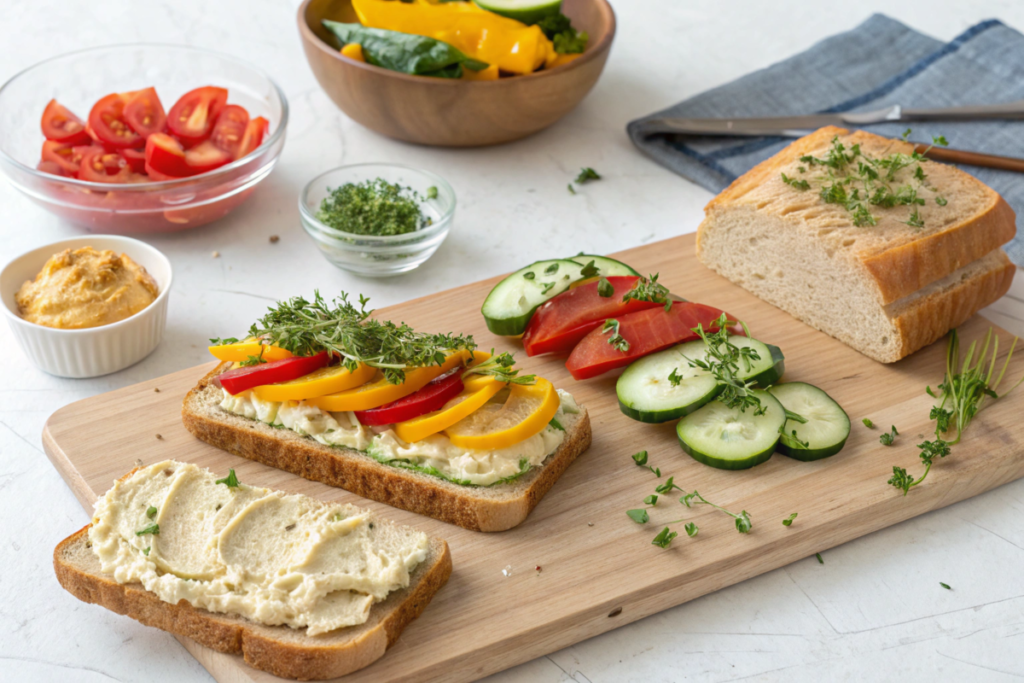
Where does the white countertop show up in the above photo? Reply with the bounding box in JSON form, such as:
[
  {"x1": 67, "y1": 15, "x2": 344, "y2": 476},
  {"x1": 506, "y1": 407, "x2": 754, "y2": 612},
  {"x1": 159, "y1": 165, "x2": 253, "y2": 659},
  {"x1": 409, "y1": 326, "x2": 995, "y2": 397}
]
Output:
[{"x1": 3, "y1": 1, "x2": 1024, "y2": 681}]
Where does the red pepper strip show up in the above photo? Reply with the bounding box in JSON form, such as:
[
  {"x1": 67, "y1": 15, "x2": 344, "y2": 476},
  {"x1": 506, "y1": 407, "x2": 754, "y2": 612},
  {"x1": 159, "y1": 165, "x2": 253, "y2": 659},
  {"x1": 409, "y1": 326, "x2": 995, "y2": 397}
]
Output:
[
  {"x1": 218, "y1": 352, "x2": 329, "y2": 395},
  {"x1": 354, "y1": 370, "x2": 464, "y2": 426}
]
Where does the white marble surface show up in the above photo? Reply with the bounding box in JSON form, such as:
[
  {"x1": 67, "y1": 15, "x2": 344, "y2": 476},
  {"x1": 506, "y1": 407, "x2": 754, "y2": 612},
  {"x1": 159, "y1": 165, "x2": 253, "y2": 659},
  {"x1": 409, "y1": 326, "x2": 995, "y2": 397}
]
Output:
[{"x1": 3, "y1": 1, "x2": 1024, "y2": 681}]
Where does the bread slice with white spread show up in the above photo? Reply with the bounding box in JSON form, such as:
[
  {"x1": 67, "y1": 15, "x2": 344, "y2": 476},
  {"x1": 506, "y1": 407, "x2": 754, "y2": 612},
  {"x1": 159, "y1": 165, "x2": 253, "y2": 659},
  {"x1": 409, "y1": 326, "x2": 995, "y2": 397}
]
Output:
[
  {"x1": 53, "y1": 461, "x2": 452, "y2": 681},
  {"x1": 696, "y1": 126, "x2": 1016, "y2": 363},
  {"x1": 182, "y1": 362, "x2": 592, "y2": 532}
]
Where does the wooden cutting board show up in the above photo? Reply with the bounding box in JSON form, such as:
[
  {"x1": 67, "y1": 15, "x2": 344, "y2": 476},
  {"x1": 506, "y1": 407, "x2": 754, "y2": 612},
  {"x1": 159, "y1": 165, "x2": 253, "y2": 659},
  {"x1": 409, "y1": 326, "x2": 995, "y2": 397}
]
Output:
[{"x1": 42, "y1": 233, "x2": 1024, "y2": 683}]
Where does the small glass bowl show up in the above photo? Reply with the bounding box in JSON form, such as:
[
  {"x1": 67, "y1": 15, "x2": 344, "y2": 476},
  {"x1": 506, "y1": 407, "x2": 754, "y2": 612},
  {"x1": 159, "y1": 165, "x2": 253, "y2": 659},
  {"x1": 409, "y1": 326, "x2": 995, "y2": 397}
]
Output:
[
  {"x1": 299, "y1": 163, "x2": 455, "y2": 277},
  {"x1": 0, "y1": 44, "x2": 288, "y2": 233}
]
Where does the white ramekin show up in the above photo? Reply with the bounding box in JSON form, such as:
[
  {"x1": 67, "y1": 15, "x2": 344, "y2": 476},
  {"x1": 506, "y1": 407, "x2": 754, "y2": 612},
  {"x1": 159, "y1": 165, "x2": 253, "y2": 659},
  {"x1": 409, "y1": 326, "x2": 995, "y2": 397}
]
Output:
[{"x1": 1, "y1": 235, "x2": 172, "y2": 378}]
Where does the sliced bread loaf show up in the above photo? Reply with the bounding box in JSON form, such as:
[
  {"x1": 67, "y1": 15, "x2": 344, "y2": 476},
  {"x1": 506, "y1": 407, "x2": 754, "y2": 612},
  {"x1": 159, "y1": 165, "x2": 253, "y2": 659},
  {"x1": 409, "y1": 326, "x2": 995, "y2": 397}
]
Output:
[{"x1": 697, "y1": 126, "x2": 1016, "y2": 362}]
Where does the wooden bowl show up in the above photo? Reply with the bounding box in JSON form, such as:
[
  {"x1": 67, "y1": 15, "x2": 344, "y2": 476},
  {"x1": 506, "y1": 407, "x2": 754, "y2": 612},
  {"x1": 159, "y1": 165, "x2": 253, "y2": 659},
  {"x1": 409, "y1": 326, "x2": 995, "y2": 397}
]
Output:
[{"x1": 297, "y1": 0, "x2": 616, "y2": 147}]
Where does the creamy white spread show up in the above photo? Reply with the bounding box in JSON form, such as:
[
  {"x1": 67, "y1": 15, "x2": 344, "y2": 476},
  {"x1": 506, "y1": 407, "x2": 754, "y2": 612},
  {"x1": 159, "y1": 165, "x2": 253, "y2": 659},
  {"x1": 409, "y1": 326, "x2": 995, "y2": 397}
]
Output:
[
  {"x1": 89, "y1": 461, "x2": 429, "y2": 635},
  {"x1": 219, "y1": 387, "x2": 579, "y2": 486}
]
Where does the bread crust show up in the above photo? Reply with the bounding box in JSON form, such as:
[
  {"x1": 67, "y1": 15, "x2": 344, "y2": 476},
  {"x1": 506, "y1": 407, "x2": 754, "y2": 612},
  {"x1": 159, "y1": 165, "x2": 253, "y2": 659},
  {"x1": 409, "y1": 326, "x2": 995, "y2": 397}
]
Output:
[
  {"x1": 54, "y1": 526, "x2": 452, "y2": 681},
  {"x1": 698, "y1": 126, "x2": 1017, "y2": 305},
  {"x1": 182, "y1": 365, "x2": 592, "y2": 532}
]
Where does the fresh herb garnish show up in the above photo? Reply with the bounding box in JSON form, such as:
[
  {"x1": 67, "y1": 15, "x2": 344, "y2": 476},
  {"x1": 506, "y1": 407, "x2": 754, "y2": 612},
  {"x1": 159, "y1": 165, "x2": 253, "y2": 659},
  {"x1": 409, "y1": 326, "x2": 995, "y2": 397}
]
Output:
[
  {"x1": 782, "y1": 513, "x2": 798, "y2": 527},
  {"x1": 575, "y1": 167, "x2": 601, "y2": 184},
  {"x1": 781, "y1": 173, "x2": 810, "y2": 191},
  {"x1": 655, "y1": 476, "x2": 683, "y2": 495},
  {"x1": 862, "y1": 418, "x2": 875, "y2": 429},
  {"x1": 815, "y1": 552, "x2": 824, "y2": 564},
  {"x1": 879, "y1": 425, "x2": 898, "y2": 446},
  {"x1": 426, "y1": 185, "x2": 438, "y2": 200},
  {"x1": 578, "y1": 259, "x2": 600, "y2": 279},
  {"x1": 136, "y1": 523, "x2": 160, "y2": 536},
  {"x1": 143, "y1": 547, "x2": 151, "y2": 556},
  {"x1": 314, "y1": 178, "x2": 432, "y2": 236},
  {"x1": 462, "y1": 350, "x2": 535, "y2": 385},
  {"x1": 667, "y1": 367, "x2": 683, "y2": 387},
  {"x1": 940, "y1": 582, "x2": 951, "y2": 590},
  {"x1": 684, "y1": 522, "x2": 698, "y2": 537},
  {"x1": 597, "y1": 277, "x2": 614, "y2": 298},
  {"x1": 684, "y1": 314, "x2": 764, "y2": 415},
  {"x1": 146, "y1": 506, "x2": 157, "y2": 519},
  {"x1": 680, "y1": 490, "x2": 752, "y2": 533},
  {"x1": 211, "y1": 291, "x2": 476, "y2": 385},
  {"x1": 651, "y1": 527, "x2": 678, "y2": 548},
  {"x1": 567, "y1": 183, "x2": 576, "y2": 195},
  {"x1": 536, "y1": 13, "x2": 588, "y2": 54},
  {"x1": 643, "y1": 494, "x2": 658, "y2": 505},
  {"x1": 215, "y1": 469, "x2": 240, "y2": 488},
  {"x1": 623, "y1": 273, "x2": 672, "y2": 312},
  {"x1": 545, "y1": 263, "x2": 559, "y2": 275},
  {"x1": 627, "y1": 508, "x2": 650, "y2": 524},
  {"x1": 523, "y1": 271, "x2": 536, "y2": 280},
  {"x1": 238, "y1": 346, "x2": 267, "y2": 367},
  {"x1": 602, "y1": 318, "x2": 630, "y2": 352},
  {"x1": 631, "y1": 450, "x2": 660, "y2": 477}
]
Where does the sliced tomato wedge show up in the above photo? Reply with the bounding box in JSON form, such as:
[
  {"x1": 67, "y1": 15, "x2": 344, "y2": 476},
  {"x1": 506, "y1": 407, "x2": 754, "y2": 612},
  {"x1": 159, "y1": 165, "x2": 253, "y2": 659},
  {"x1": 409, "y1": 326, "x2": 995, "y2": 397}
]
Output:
[
  {"x1": 236, "y1": 116, "x2": 268, "y2": 159},
  {"x1": 41, "y1": 100, "x2": 91, "y2": 145},
  {"x1": 167, "y1": 86, "x2": 228, "y2": 147},
  {"x1": 217, "y1": 352, "x2": 329, "y2": 395},
  {"x1": 184, "y1": 140, "x2": 233, "y2": 174},
  {"x1": 88, "y1": 92, "x2": 144, "y2": 150},
  {"x1": 354, "y1": 370, "x2": 464, "y2": 426},
  {"x1": 122, "y1": 87, "x2": 166, "y2": 139},
  {"x1": 77, "y1": 148, "x2": 132, "y2": 183},
  {"x1": 121, "y1": 147, "x2": 147, "y2": 174},
  {"x1": 209, "y1": 105, "x2": 250, "y2": 157},
  {"x1": 41, "y1": 141, "x2": 92, "y2": 176},
  {"x1": 145, "y1": 133, "x2": 191, "y2": 177},
  {"x1": 565, "y1": 302, "x2": 739, "y2": 380},
  {"x1": 522, "y1": 276, "x2": 666, "y2": 357}
]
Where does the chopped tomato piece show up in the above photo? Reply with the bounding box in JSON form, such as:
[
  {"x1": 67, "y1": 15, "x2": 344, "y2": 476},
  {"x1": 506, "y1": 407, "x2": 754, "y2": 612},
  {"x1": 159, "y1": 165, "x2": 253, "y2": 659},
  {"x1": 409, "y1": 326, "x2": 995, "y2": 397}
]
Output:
[
  {"x1": 184, "y1": 140, "x2": 233, "y2": 174},
  {"x1": 217, "y1": 352, "x2": 329, "y2": 395},
  {"x1": 144, "y1": 133, "x2": 191, "y2": 177},
  {"x1": 209, "y1": 105, "x2": 249, "y2": 157},
  {"x1": 41, "y1": 140, "x2": 93, "y2": 176},
  {"x1": 121, "y1": 147, "x2": 147, "y2": 174},
  {"x1": 522, "y1": 276, "x2": 664, "y2": 357},
  {"x1": 77, "y1": 148, "x2": 132, "y2": 183},
  {"x1": 235, "y1": 116, "x2": 268, "y2": 159},
  {"x1": 354, "y1": 370, "x2": 464, "y2": 426},
  {"x1": 565, "y1": 302, "x2": 739, "y2": 380},
  {"x1": 41, "y1": 100, "x2": 91, "y2": 146},
  {"x1": 167, "y1": 86, "x2": 228, "y2": 147},
  {"x1": 88, "y1": 92, "x2": 144, "y2": 150},
  {"x1": 122, "y1": 87, "x2": 166, "y2": 138}
]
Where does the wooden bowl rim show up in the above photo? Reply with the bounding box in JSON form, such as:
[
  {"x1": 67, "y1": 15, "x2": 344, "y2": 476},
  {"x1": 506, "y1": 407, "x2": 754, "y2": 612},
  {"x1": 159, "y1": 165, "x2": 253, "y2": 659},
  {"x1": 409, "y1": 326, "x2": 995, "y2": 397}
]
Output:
[{"x1": 296, "y1": 0, "x2": 617, "y2": 87}]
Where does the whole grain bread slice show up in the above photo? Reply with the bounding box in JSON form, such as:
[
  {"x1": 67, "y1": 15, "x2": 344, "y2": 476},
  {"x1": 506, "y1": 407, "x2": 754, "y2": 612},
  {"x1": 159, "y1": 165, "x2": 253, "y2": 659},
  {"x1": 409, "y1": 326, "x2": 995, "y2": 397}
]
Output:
[
  {"x1": 697, "y1": 126, "x2": 1017, "y2": 363},
  {"x1": 54, "y1": 524, "x2": 451, "y2": 681},
  {"x1": 182, "y1": 363, "x2": 592, "y2": 532}
]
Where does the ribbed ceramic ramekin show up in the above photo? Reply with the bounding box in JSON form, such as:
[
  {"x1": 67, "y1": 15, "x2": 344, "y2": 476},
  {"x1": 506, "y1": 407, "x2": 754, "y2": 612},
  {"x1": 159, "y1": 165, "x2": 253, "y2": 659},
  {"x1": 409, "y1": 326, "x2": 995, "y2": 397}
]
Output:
[{"x1": 1, "y1": 235, "x2": 172, "y2": 378}]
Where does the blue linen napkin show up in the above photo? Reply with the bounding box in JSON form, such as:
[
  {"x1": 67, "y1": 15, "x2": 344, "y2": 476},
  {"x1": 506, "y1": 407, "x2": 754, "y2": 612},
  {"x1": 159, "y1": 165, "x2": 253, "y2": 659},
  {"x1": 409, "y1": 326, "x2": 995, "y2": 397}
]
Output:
[{"x1": 627, "y1": 14, "x2": 1024, "y2": 267}]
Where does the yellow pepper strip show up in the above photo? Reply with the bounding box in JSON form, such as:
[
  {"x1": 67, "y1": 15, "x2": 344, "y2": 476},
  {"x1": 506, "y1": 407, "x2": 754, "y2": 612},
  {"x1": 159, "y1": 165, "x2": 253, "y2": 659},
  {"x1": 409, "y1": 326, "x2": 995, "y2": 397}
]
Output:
[
  {"x1": 252, "y1": 363, "x2": 375, "y2": 402},
  {"x1": 445, "y1": 377, "x2": 559, "y2": 450},
  {"x1": 209, "y1": 340, "x2": 292, "y2": 363},
  {"x1": 352, "y1": 0, "x2": 556, "y2": 75},
  {"x1": 548, "y1": 53, "x2": 582, "y2": 69},
  {"x1": 461, "y1": 64, "x2": 499, "y2": 81},
  {"x1": 340, "y1": 43, "x2": 365, "y2": 62},
  {"x1": 307, "y1": 350, "x2": 470, "y2": 413},
  {"x1": 394, "y1": 377, "x2": 504, "y2": 443}
]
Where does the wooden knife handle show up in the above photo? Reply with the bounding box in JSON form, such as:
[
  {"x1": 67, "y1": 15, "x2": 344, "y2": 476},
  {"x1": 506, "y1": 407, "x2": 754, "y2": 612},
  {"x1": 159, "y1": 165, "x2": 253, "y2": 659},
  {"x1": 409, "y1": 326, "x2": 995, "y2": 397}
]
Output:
[{"x1": 915, "y1": 144, "x2": 1024, "y2": 173}]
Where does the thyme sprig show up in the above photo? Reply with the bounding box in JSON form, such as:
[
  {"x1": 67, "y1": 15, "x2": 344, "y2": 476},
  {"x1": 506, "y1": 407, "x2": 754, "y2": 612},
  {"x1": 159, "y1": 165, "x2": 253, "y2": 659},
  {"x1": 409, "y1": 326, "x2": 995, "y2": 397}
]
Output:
[
  {"x1": 603, "y1": 318, "x2": 630, "y2": 352},
  {"x1": 462, "y1": 350, "x2": 536, "y2": 385},
  {"x1": 684, "y1": 313, "x2": 764, "y2": 415},
  {"x1": 680, "y1": 490, "x2": 753, "y2": 533},
  {"x1": 211, "y1": 291, "x2": 477, "y2": 385},
  {"x1": 623, "y1": 273, "x2": 672, "y2": 311}
]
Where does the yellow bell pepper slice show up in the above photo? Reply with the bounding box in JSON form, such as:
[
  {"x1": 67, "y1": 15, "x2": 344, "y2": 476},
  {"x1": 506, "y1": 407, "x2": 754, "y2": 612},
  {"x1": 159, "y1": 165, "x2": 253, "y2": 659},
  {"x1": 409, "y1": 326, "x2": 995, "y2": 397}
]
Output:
[
  {"x1": 393, "y1": 376, "x2": 505, "y2": 443},
  {"x1": 209, "y1": 340, "x2": 292, "y2": 363},
  {"x1": 444, "y1": 377, "x2": 559, "y2": 450},
  {"x1": 461, "y1": 63, "x2": 499, "y2": 81},
  {"x1": 307, "y1": 350, "x2": 469, "y2": 413},
  {"x1": 251, "y1": 363, "x2": 375, "y2": 402},
  {"x1": 340, "y1": 43, "x2": 365, "y2": 62}
]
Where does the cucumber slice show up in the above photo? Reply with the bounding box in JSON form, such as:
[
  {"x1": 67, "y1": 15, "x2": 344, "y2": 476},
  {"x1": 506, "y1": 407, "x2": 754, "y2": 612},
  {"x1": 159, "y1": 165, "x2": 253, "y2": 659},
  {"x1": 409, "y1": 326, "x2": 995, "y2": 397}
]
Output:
[
  {"x1": 472, "y1": 0, "x2": 562, "y2": 25},
  {"x1": 617, "y1": 336, "x2": 778, "y2": 423},
  {"x1": 482, "y1": 259, "x2": 587, "y2": 336},
  {"x1": 676, "y1": 389, "x2": 785, "y2": 470},
  {"x1": 750, "y1": 343, "x2": 785, "y2": 387},
  {"x1": 570, "y1": 254, "x2": 640, "y2": 277},
  {"x1": 769, "y1": 382, "x2": 850, "y2": 461}
]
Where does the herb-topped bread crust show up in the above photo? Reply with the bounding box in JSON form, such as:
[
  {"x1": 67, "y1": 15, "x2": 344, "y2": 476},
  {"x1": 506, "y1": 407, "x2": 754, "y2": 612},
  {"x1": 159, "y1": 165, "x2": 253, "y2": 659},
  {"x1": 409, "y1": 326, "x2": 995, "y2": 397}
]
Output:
[
  {"x1": 182, "y1": 362, "x2": 592, "y2": 532},
  {"x1": 697, "y1": 126, "x2": 1016, "y2": 363}
]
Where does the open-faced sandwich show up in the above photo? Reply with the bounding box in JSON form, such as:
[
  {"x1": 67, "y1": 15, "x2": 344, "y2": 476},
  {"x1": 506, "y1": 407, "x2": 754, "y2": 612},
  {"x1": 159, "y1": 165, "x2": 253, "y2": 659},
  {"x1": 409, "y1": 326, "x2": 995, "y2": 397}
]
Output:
[
  {"x1": 182, "y1": 292, "x2": 591, "y2": 532},
  {"x1": 54, "y1": 460, "x2": 451, "y2": 680}
]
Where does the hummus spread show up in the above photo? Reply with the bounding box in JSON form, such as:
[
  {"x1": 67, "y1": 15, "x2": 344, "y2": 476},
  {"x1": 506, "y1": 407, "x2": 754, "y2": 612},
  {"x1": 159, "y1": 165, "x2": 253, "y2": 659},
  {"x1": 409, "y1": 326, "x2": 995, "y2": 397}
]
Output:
[
  {"x1": 16, "y1": 246, "x2": 158, "y2": 329},
  {"x1": 89, "y1": 461, "x2": 429, "y2": 635}
]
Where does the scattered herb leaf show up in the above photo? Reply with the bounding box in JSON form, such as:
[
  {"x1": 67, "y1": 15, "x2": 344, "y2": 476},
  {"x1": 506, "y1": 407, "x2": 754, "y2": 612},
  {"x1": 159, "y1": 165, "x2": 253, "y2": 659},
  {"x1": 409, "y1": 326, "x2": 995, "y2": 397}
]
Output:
[
  {"x1": 215, "y1": 469, "x2": 240, "y2": 488},
  {"x1": 782, "y1": 513, "x2": 798, "y2": 527}
]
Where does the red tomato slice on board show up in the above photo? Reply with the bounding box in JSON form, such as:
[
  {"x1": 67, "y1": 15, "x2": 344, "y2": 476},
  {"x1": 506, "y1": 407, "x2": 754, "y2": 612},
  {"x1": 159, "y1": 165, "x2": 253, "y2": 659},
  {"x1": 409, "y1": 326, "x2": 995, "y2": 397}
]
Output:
[
  {"x1": 41, "y1": 140, "x2": 92, "y2": 176},
  {"x1": 184, "y1": 140, "x2": 233, "y2": 174},
  {"x1": 122, "y1": 87, "x2": 166, "y2": 139},
  {"x1": 218, "y1": 352, "x2": 330, "y2": 395},
  {"x1": 565, "y1": 302, "x2": 739, "y2": 380},
  {"x1": 235, "y1": 116, "x2": 268, "y2": 159},
  {"x1": 121, "y1": 147, "x2": 147, "y2": 174},
  {"x1": 353, "y1": 370, "x2": 465, "y2": 426},
  {"x1": 145, "y1": 133, "x2": 192, "y2": 177},
  {"x1": 523, "y1": 276, "x2": 668, "y2": 357},
  {"x1": 209, "y1": 104, "x2": 249, "y2": 157},
  {"x1": 77, "y1": 148, "x2": 132, "y2": 183},
  {"x1": 167, "y1": 86, "x2": 228, "y2": 147},
  {"x1": 41, "y1": 100, "x2": 91, "y2": 146},
  {"x1": 88, "y1": 92, "x2": 144, "y2": 150}
]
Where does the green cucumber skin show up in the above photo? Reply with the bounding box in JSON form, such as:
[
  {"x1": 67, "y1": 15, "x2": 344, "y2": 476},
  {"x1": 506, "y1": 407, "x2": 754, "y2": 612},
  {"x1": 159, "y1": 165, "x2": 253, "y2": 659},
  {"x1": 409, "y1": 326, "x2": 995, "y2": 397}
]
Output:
[
  {"x1": 777, "y1": 436, "x2": 849, "y2": 461},
  {"x1": 570, "y1": 254, "x2": 641, "y2": 277},
  {"x1": 749, "y1": 344, "x2": 785, "y2": 387},
  {"x1": 678, "y1": 435, "x2": 777, "y2": 470},
  {"x1": 473, "y1": 0, "x2": 562, "y2": 25},
  {"x1": 618, "y1": 385, "x2": 722, "y2": 424},
  {"x1": 481, "y1": 258, "x2": 582, "y2": 336}
]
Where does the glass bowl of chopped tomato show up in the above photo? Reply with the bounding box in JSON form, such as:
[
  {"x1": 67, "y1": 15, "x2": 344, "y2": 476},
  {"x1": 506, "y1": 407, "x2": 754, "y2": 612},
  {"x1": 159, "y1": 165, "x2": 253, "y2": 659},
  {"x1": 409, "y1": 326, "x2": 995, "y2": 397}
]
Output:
[
  {"x1": 0, "y1": 44, "x2": 288, "y2": 233},
  {"x1": 299, "y1": 163, "x2": 456, "y2": 277}
]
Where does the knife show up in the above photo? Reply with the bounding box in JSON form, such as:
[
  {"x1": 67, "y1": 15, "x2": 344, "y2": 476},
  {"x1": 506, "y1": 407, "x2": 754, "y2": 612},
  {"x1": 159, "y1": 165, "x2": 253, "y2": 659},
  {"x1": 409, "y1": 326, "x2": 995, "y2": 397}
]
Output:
[{"x1": 634, "y1": 100, "x2": 1024, "y2": 138}]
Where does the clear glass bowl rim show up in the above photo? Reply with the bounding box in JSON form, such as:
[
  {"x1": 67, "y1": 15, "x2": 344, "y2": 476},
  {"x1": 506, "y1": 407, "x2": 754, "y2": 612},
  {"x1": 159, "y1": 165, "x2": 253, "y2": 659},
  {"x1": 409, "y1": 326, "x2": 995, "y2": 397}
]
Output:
[
  {"x1": 299, "y1": 162, "x2": 456, "y2": 243},
  {"x1": 0, "y1": 42, "x2": 289, "y2": 191}
]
